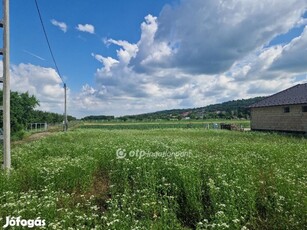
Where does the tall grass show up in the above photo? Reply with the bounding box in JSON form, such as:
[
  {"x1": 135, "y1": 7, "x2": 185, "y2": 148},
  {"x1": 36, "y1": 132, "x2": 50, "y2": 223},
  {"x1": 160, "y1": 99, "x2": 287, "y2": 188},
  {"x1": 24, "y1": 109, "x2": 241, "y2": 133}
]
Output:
[{"x1": 0, "y1": 129, "x2": 306, "y2": 229}]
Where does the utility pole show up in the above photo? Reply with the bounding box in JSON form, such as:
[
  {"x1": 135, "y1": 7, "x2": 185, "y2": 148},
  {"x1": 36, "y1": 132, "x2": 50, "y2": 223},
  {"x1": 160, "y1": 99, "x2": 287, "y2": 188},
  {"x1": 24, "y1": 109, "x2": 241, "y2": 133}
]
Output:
[
  {"x1": 1, "y1": 0, "x2": 10, "y2": 170},
  {"x1": 64, "y1": 83, "x2": 68, "y2": 131},
  {"x1": 34, "y1": 0, "x2": 67, "y2": 133}
]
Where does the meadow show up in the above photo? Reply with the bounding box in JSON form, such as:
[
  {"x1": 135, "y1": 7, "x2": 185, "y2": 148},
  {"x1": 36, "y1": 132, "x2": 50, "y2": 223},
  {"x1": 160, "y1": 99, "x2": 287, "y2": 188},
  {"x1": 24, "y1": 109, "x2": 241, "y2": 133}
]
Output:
[
  {"x1": 0, "y1": 127, "x2": 306, "y2": 229},
  {"x1": 81, "y1": 120, "x2": 250, "y2": 130}
]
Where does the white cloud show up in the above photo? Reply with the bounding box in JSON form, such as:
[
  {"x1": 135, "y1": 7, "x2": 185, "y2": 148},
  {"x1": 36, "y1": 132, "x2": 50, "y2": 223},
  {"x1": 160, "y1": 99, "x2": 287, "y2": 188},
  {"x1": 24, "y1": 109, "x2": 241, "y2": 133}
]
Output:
[
  {"x1": 51, "y1": 19, "x2": 68, "y2": 33},
  {"x1": 270, "y1": 26, "x2": 307, "y2": 73},
  {"x1": 295, "y1": 18, "x2": 307, "y2": 27},
  {"x1": 91, "y1": 53, "x2": 119, "y2": 72},
  {"x1": 131, "y1": 15, "x2": 173, "y2": 72},
  {"x1": 10, "y1": 0, "x2": 306, "y2": 118},
  {"x1": 76, "y1": 24, "x2": 95, "y2": 34},
  {"x1": 149, "y1": 0, "x2": 307, "y2": 74},
  {"x1": 105, "y1": 39, "x2": 138, "y2": 64},
  {"x1": 80, "y1": 0, "x2": 307, "y2": 116},
  {"x1": 2, "y1": 63, "x2": 66, "y2": 113}
]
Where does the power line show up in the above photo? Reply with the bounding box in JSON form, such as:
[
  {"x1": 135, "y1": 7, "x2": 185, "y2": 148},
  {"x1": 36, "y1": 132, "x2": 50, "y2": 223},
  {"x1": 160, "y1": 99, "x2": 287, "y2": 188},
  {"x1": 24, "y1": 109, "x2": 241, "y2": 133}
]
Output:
[
  {"x1": 34, "y1": 0, "x2": 64, "y2": 85},
  {"x1": 34, "y1": 0, "x2": 68, "y2": 131}
]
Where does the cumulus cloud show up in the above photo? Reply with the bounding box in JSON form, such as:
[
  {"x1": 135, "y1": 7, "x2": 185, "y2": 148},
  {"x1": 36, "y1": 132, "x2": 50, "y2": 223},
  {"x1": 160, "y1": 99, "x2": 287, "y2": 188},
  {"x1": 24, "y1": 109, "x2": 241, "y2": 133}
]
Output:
[
  {"x1": 130, "y1": 15, "x2": 172, "y2": 73},
  {"x1": 76, "y1": 24, "x2": 95, "y2": 34},
  {"x1": 104, "y1": 39, "x2": 138, "y2": 64},
  {"x1": 147, "y1": 0, "x2": 307, "y2": 74},
  {"x1": 51, "y1": 19, "x2": 68, "y2": 33},
  {"x1": 1, "y1": 63, "x2": 66, "y2": 113},
  {"x1": 92, "y1": 53, "x2": 119, "y2": 72},
  {"x1": 270, "y1": 26, "x2": 307, "y2": 73},
  {"x1": 230, "y1": 46, "x2": 284, "y2": 82},
  {"x1": 4, "y1": 0, "x2": 304, "y2": 118},
  {"x1": 71, "y1": 0, "x2": 307, "y2": 116},
  {"x1": 91, "y1": 38, "x2": 153, "y2": 100}
]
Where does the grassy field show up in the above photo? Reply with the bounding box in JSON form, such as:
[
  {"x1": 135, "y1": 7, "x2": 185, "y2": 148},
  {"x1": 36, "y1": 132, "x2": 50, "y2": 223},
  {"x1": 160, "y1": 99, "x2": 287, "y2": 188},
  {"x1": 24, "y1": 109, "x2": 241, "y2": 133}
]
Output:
[
  {"x1": 0, "y1": 128, "x2": 306, "y2": 229},
  {"x1": 81, "y1": 119, "x2": 250, "y2": 130}
]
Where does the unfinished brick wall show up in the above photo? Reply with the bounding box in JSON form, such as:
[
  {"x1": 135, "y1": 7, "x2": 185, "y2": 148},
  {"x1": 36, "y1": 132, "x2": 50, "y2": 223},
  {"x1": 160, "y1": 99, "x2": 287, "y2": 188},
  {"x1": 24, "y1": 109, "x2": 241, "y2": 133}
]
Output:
[{"x1": 251, "y1": 105, "x2": 307, "y2": 132}]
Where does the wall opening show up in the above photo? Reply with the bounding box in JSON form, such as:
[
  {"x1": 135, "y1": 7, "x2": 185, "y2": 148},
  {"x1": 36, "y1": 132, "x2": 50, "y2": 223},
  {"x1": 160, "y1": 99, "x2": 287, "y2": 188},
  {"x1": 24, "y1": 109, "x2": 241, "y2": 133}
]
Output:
[{"x1": 283, "y1": 107, "x2": 290, "y2": 113}]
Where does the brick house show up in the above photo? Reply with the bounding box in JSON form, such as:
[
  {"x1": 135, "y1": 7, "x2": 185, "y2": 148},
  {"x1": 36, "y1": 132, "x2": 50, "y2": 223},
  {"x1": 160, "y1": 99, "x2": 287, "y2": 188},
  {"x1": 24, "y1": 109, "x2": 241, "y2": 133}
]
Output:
[{"x1": 249, "y1": 83, "x2": 307, "y2": 133}]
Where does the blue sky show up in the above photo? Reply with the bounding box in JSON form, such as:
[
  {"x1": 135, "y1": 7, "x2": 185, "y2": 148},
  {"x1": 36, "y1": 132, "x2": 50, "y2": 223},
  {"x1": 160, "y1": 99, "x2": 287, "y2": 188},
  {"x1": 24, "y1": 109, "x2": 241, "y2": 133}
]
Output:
[
  {"x1": 1, "y1": 0, "x2": 307, "y2": 118},
  {"x1": 10, "y1": 0, "x2": 174, "y2": 91}
]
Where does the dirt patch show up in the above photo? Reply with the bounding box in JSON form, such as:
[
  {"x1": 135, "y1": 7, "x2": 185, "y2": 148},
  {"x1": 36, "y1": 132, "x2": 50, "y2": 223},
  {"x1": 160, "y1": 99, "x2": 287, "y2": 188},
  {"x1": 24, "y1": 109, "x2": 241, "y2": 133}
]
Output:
[
  {"x1": 86, "y1": 170, "x2": 111, "y2": 212},
  {"x1": 66, "y1": 170, "x2": 111, "y2": 213},
  {"x1": 27, "y1": 132, "x2": 54, "y2": 141},
  {"x1": 88, "y1": 171, "x2": 109, "y2": 197},
  {"x1": 13, "y1": 131, "x2": 55, "y2": 146}
]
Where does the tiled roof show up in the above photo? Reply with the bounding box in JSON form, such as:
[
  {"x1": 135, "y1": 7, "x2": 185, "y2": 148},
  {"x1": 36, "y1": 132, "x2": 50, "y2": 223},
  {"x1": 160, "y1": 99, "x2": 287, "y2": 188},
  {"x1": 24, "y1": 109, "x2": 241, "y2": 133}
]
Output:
[{"x1": 249, "y1": 83, "x2": 307, "y2": 108}]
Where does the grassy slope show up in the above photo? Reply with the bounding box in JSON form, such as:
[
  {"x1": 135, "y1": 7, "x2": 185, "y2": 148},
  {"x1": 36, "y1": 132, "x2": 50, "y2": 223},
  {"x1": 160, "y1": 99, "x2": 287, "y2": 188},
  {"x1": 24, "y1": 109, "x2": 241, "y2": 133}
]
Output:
[{"x1": 0, "y1": 129, "x2": 306, "y2": 229}]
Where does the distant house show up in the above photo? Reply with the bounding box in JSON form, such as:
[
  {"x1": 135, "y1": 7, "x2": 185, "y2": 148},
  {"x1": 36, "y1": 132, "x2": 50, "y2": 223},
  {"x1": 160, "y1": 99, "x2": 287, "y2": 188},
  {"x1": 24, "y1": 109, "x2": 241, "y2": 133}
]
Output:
[
  {"x1": 181, "y1": 111, "x2": 191, "y2": 117},
  {"x1": 249, "y1": 83, "x2": 307, "y2": 133}
]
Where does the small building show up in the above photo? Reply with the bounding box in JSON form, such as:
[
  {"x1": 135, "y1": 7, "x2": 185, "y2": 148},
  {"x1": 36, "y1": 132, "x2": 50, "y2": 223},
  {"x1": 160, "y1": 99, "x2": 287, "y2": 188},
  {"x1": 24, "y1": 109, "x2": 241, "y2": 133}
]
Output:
[{"x1": 249, "y1": 83, "x2": 307, "y2": 133}]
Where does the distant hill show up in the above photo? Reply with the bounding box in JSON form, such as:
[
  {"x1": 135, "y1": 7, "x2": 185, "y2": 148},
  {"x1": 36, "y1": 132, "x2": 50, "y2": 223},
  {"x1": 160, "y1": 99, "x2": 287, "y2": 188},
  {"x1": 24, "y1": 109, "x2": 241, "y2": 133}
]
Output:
[
  {"x1": 82, "y1": 97, "x2": 265, "y2": 121},
  {"x1": 122, "y1": 97, "x2": 265, "y2": 120}
]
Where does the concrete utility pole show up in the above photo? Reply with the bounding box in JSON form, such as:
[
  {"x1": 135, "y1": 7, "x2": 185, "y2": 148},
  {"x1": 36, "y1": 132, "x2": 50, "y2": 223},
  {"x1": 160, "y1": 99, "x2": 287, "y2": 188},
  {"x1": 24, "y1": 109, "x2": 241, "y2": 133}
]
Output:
[
  {"x1": 1, "y1": 0, "x2": 10, "y2": 170},
  {"x1": 64, "y1": 83, "x2": 68, "y2": 131}
]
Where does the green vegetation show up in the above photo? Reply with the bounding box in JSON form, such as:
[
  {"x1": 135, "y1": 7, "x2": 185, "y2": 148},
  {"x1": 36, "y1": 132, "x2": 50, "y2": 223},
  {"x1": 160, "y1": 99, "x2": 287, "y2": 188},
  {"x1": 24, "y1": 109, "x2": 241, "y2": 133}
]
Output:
[
  {"x1": 0, "y1": 90, "x2": 76, "y2": 139},
  {"x1": 82, "y1": 97, "x2": 265, "y2": 122},
  {"x1": 125, "y1": 97, "x2": 265, "y2": 120},
  {"x1": 0, "y1": 91, "x2": 39, "y2": 134},
  {"x1": 82, "y1": 115, "x2": 115, "y2": 121},
  {"x1": 30, "y1": 110, "x2": 76, "y2": 125},
  {"x1": 0, "y1": 128, "x2": 306, "y2": 229},
  {"x1": 81, "y1": 120, "x2": 250, "y2": 130}
]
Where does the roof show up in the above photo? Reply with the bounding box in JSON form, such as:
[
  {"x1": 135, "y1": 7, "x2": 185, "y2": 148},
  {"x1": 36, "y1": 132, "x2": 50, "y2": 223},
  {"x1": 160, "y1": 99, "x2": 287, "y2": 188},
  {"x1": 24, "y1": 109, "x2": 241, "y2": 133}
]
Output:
[{"x1": 249, "y1": 83, "x2": 307, "y2": 108}]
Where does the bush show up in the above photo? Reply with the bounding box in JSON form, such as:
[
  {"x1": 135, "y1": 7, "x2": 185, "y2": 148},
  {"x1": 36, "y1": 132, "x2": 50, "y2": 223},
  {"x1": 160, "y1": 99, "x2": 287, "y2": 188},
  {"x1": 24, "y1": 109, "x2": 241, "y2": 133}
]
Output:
[{"x1": 11, "y1": 130, "x2": 27, "y2": 141}]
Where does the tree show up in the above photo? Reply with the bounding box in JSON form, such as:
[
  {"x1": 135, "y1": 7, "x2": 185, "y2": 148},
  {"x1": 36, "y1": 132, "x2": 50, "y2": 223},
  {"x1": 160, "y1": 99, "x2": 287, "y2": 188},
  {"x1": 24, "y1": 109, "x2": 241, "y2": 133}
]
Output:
[
  {"x1": 0, "y1": 91, "x2": 39, "y2": 134},
  {"x1": 0, "y1": 90, "x2": 76, "y2": 136}
]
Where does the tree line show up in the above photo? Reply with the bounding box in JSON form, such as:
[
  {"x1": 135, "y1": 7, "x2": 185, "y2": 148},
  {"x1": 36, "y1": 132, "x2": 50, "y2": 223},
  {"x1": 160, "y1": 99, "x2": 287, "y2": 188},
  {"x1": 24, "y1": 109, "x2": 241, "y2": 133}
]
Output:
[
  {"x1": 81, "y1": 97, "x2": 266, "y2": 122},
  {"x1": 0, "y1": 90, "x2": 76, "y2": 135}
]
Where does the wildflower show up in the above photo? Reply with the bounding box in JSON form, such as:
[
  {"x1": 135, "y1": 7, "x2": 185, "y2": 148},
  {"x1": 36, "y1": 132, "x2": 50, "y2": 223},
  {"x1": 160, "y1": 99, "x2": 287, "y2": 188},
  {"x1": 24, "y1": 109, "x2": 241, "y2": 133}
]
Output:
[
  {"x1": 91, "y1": 205, "x2": 99, "y2": 211},
  {"x1": 216, "y1": 211, "x2": 225, "y2": 216},
  {"x1": 232, "y1": 219, "x2": 240, "y2": 224}
]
